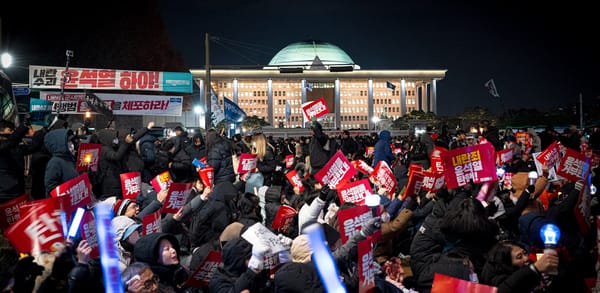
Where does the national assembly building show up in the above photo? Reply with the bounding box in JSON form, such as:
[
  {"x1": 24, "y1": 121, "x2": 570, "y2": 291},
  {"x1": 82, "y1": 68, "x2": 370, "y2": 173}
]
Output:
[{"x1": 190, "y1": 41, "x2": 446, "y2": 130}]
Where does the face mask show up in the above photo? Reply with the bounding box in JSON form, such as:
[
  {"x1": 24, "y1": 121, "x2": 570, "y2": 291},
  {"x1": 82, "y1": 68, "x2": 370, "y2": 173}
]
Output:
[{"x1": 381, "y1": 212, "x2": 391, "y2": 223}]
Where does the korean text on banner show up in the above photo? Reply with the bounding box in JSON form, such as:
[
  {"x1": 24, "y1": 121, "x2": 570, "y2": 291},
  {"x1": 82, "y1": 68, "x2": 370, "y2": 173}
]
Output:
[
  {"x1": 223, "y1": 96, "x2": 246, "y2": 122},
  {"x1": 80, "y1": 211, "x2": 100, "y2": 259},
  {"x1": 358, "y1": 238, "x2": 375, "y2": 293},
  {"x1": 441, "y1": 143, "x2": 497, "y2": 189},
  {"x1": 314, "y1": 150, "x2": 355, "y2": 189},
  {"x1": 337, "y1": 205, "x2": 373, "y2": 244},
  {"x1": 185, "y1": 251, "x2": 222, "y2": 288},
  {"x1": 285, "y1": 169, "x2": 305, "y2": 193},
  {"x1": 94, "y1": 203, "x2": 124, "y2": 293},
  {"x1": 401, "y1": 171, "x2": 424, "y2": 200},
  {"x1": 161, "y1": 183, "x2": 192, "y2": 214},
  {"x1": 30, "y1": 65, "x2": 192, "y2": 93},
  {"x1": 198, "y1": 166, "x2": 214, "y2": 188},
  {"x1": 369, "y1": 161, "x2": 397, "y2": 198},
  {"x1": 338, "y1": 178, "x2": 373, "y2": 205},
  {"x1": 4, "y1": 200, "x2": 64, "y2": 254},
  {"x1": 238, "y1": 153, "x2": 257, "y2": 174},
  {"x1": 557, "y1": 148, "x2": 590, "y2": 182},
  {"x1": 272, "y1": 205, "x2": 297, "y2": 232},
  {"x1": 422, "y1": 171, "x2": 445, "y2": 193},
  {"x1": 302, "y1": 97, "x2": 330, "y2": 119},
  {"x1": 142, "y1": 210, "x2": 162, "y2": 236},
  {"x1": 76, "y1": 143, "x2": 102, "y2": 172},
  {"x1": 535, "y1": 141, "x2": 561, "y2": 168},
  {"x1": 120, "y1": 172, "x2": 142, "y2": 199},
  {"x1": 50, "y1": 173, "x2": 93, "y2": 219},
  {"x1": 430, "y1": 146, "x2": 448, "y2": 173},
  {"x1": 241, "y1": 222, "x2": 286, "y2": 254},
  {"x1": 0, "y1": 194, "x2": 29, "y2": 230},
  {"x1": 150, "y1": 171, "x2": 172, "y2": 192}
]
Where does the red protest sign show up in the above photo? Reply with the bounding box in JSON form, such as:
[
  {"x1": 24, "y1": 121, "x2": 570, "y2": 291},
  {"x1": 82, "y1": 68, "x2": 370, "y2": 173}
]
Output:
[
  {"x1": 314, "y1": 150, "x2": 355, "y2": 189},
  {"x1": 441, "y1": 143, "x2": 497, "y2": 189},
  {"x1": 358, "y1": 238, "x2": 375, "y2": 293},
  {"x1": 120, "y1": 172, "x2": 141, "y2": 199},
  {"x1": 0, "y1": 194, "x2": 29, "y2": 230},
  {"x1": 76, "y1": 143, "x2": 102, "y2": 172},
  {"x1": 285, "y1": 154, "x2": 294, "y2": 169},
  {"x1": 557, "y1": 148, "x2": 590, "y2": 182},
  {"x1": 409, "y1": 163, "x2": 423, "y2": 175},
  {"x1": 50, "y1": 173, "x2": 93, "y2": 218},
  {"x1": 198, "y1": 166, "x2": 214, "y2": 188},
  {"x1": 285, "y1": 169, "x2": 305, "y2": 192},
  {"x1": 161, "y1": 183, "x2": 192, "y2": 214},
  {"x1": 496, "y1": 148, "x2": 514, "y2": 165},
  {"x1": 302, "y1": 97, "x2": 329, "y2": 119},
  {"x1": 401, "y1": 171, "x2": 424, "y2": 200},
  {"x1": 365, "y1": 146, "x2": 375, "y2": 157},
  {"x1": 80, "y1": 211, "x2": 100, "y2": 259},
  {"x1": 4, "y1": 200, "x2": 65, "y2": 254},
  {"x1": 369, "y1": 161, "x2": 397, "y2": 198},
  {"x1": 353, "y1": 160, "x2": 374, "y2": 175},
  {"x1": 150, "y1": 171, "x2": 172, "y2": 192},
  {"x1": 142, "y1": 210, "x2": 161, "y2": 236},
  {"x1": 272, "y1": 205, "x2": 297, "y2": 232},
  {"x1": 237, "y1": 153, "x2": 257, "y2": 174},
  {"x1": 338, "y1": 178, "x2": 373, "y2": 205},
  {"x1": 431, "y1": 273, "x2": 497, "y2": 293},
  {"x1": 338, "y1": 205, "x2": 373, "y2": 244},
  {"x1": 422, "y1": 171, "x2": 445, "y2": 193},
  {"x1": 430, "y1": 146, "x2": 448, "y2": 173},
  {"x1": 536, "y1": 141, "x2": 561, "y2": 168},
  {"x1": 185, "y1": 250, "x2": 222, "y2": 288}
]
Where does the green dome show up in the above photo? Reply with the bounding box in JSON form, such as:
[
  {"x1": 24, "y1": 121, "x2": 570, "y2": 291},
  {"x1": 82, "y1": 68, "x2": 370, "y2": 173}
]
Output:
[{"x1": 268, "y1": 41, "x2": 355, "y2": 66}]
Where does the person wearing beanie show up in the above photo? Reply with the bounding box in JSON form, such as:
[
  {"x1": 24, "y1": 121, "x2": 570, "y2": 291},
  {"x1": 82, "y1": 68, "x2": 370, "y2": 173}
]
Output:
[
  {"x1": 134, "y1": 233, "x2": 189, "y2": 292},
  {"x1": 112, "y1": 216, "x2": 142, "y2": 272}
]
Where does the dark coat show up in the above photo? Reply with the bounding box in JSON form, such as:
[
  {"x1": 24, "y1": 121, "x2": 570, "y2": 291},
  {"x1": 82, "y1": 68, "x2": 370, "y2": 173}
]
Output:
[
  {"x1": 168, "y1": 135, "x2": 193, "y2": 183},
  {"x1": 372, "y1": 130, "x2": 395, "y2": 167},
  {"x1": 308, "y1": 122, "x2": 329, "y2": 175},
  {"x1": 93, "y1": 129, "x2": 131, "y2": 200},
  {"x1": 44, "y1": 128, "x2": 79, "y2": 198},
  {"x1": 134, "y1": 233, "x2": 189, "y2": 292},
  {"x1": 209, "y1": 238, "x2": 269, "y2": 293},
  {"x1": 0, "y1": 125, "x2": 31, "y2": 202},
  {"x1": 480, "y1": 263, "x2": 541, "y2": 293},
  {"x1": 189, "y1": 181, "x2": 237, "y2": 248},
  {"x1": 256, "y1": 144, "x2": 278, "y2": 186},
  {"x1": 205, "y1": 131, "x2": 235, "y2": 184}
]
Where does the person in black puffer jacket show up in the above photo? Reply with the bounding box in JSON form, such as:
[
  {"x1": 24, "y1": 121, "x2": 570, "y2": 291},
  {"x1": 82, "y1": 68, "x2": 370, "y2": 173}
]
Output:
[{"x1": 205, "y1": 128, "x2": 235, "y2": 184}]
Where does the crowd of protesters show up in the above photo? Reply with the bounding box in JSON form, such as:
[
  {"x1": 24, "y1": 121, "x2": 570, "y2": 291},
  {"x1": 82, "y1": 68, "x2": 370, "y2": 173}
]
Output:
[{"x1": 1, "y1": 115, "x2": 600, "y2": 293}]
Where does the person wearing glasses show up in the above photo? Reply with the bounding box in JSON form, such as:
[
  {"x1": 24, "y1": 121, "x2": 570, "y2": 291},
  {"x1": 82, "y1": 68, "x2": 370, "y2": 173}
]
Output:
[{"x1": 122, "y1": 262, "x2": 160, "y2": 293}]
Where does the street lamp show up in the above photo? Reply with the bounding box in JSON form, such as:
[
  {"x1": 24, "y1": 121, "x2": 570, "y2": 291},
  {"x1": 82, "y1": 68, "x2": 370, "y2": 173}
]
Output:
[{"x1": 1, "y1": 52, "x2": 12, "y2": 68}]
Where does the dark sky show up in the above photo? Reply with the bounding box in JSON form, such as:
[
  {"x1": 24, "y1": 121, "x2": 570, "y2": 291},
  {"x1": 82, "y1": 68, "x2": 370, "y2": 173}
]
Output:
[
  {"x1": 158, "y1": 0, "x2": 599, "y2": 116},
  {"x1": 2, "y1": 0, "x2": 598, "y2": 117}
]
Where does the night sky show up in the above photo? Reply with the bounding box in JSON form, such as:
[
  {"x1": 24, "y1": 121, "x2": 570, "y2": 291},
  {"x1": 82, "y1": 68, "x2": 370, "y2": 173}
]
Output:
[{"x1": 2, "y1": 0, "x2": 598, "y2": 116}]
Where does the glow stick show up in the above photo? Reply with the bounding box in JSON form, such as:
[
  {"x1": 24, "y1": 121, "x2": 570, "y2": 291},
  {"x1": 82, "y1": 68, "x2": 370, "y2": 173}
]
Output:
[
  {"x1": 304, "y1": 223, "x2": 347, "y2": 293},
  {"x1": 68, "y1": 208, "x2": 86, "y2": 239}
]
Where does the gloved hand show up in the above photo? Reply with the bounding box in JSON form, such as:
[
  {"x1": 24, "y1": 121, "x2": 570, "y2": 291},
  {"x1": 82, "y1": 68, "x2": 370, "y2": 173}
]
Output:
[
  {"x1": 12, "y1": 256, "x2": 45, "y2": 293},
  {"x1": 360, "y1": 216, "x2": 381, "y2": 237},
  {"x1": 248, "y1": 243, "x2": 270, "y2": 271},
  {"x1": 278, "y1": 234, "x2": 293, "y2": 250},
  {"x1": 319, "y1": 185, "x2": 331, "y2": 201}
]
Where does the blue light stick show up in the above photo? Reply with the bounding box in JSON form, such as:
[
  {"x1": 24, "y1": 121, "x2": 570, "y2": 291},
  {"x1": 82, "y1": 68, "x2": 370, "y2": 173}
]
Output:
[
  {"x1": 68, "y1": 207, "x2": 86, "y2": 239},
  {"x1": 304, "y1": 223, "x2": 347, "y2": 293},
  {"x1": 540, "y1": 223, "x2": 560, "y2": 275}
]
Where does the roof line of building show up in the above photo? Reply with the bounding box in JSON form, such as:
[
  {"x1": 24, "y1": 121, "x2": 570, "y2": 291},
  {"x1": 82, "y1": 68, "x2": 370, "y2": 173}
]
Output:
[{"x1": 189, "y1": 69, "x2": 447, "y2": 80}]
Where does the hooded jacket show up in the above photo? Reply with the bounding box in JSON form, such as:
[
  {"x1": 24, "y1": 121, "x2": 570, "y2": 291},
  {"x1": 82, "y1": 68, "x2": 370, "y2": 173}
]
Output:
[
  {"x1": 205, "y1": 130, "x2": 235, "y2": 184},
  {"x1": 94, "y1": 129, "x2": 131, "y2": 200},
  {"x1": 209, "y1": 237, "x2": 268, "y2": 293},
  {"x1": 134, "y1": 233, "x2": 188, "y2": 291},
  {"x1": 44, "y1": 128, "x2": 79, "y2": 197},
  {"x1": 0, "y1": 124, "x2": 30, "y2": 202},
  {"x1": 372, "y1": 130, "x2": 395, "y2": 167}
]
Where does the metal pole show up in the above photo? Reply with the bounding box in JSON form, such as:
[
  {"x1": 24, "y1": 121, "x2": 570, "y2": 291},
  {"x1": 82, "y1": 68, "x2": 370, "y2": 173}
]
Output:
[
  {"x1": 579, "y1": 93, "x2": 583, "y2": 130},
  {"x1": 205, "y1": 33, "x2": 212, "y2": 131},
  {"x1": 57, "y1": 50, "x2": 73, "y2": 115}
]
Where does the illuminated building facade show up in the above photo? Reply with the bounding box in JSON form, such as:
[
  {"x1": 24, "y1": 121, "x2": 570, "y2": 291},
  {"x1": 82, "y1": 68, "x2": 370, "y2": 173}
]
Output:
[{"x1": 190, "y1": 41, "x2": 446, "y2": 130}]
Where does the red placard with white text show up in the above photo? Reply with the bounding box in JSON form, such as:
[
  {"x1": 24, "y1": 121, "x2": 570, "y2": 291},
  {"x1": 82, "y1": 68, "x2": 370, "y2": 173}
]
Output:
[
  {"x1": 369, "y1": 161, "x2": 397, "y2": 198},
  {"x1": 302, "y1": 97, "x2": 330, "y2": 119},
  {"x1": 160, "y1": 183, "x2": 192, "y2": 214},
  {"x1": 120, "y1": 172, "x2": 141, "y2": 200},
  {"x1": 0, "y1": 194, "x2": 29, "y2": 230},
  {"x1": 150, "y1": 171, "x2": 172, "y2": 192},
  {"x1": 353, "y1": 160, "x2": 374, "y2": 175},
  {"x1": 358, "y1": 238, "x2": 376, "y2": 293},
  {"x1": 338, "y1": 205, "x2": 374, "y2": 244},
  {"x1": 272, "y1": 205, "x2": 297, "y2": 232},
  {"x1": 536, "y1": 141, "x2": 561, "y2": 168},
  {"x1": 185, "y1": 250, "x2": 222, "y2": 288},
  {"x1": 557, "y1": 148, "x2": 590, "y2": 182},
  {"x1": 50, "y1": 173, "x2": 93, "y2": 219},
  {"x1": 338, "y1": 179, "x2": 373, "y2": 205},
  {"x1": 365, "y1": 146, "x2": 375, "y2": 157},
  {"x1": 142, "y1": 210, "x2": 162, "y2": 236},
  {"x1": 237, "y1": 153, "x2": 257, "y2": 174},
  {"x1": 496, "y1": 148, "x2": 514, "y2": 166},
  {"x1": 422, "y1": 171, "x2": 445, "y2": 193},
  {"x1": 198, "y1": 166, "x2": 214, "y2": 188},
  {"x1": 285, "y1": 154, "x2": 294, "y2": 169},
  {"x1": 80, "y1": 211, "x2": 100, "y2": 259},
  {"x1": 76, "y1": 143, "x2": 101, "y2": 172},
  {"x1": 401, "y1": 171, "x2": 424, "y2": 200},
  {"x1": 441, "y1": 143, "x2": 497, "y2": 189},
  {"x1": 4, "y1": 199, "x2": 65, "y2": 254},
  {"x1": 314, "y1": 150, "x2": 355, "y2": 189},
  {"x1": 430, "y1": 146, "x2": 448, "y2": 173},
  {"x1": 431, "y1": 273, "x2": 497, "y2": 293},
  {"x1": 285, "y1": 170, "x2": 305, "y2": 192}
]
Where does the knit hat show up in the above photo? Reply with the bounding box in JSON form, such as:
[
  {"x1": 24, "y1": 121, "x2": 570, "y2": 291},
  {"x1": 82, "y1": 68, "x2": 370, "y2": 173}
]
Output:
[
  {"x1": 113, "y1": 199, "x2": 135, "y2": 216},
  {"x1": 112, "y1": 216, "x2": 142, "y2": 241},
  {"x1": 219, "y1": 222, "x2": 244, "y2": 245},
  {"x1": 291, "y1": 234, "x2": 312, "y2": 263}
]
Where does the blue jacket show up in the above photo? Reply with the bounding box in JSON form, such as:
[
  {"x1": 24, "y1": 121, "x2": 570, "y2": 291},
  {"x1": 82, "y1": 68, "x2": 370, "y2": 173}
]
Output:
[{"x1": 372, "y1": 130, "x2": 395, "y2": 167}]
